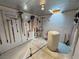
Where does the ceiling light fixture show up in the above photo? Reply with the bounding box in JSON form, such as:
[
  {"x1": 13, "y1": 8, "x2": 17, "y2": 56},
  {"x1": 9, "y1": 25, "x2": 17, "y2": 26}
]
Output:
[
  {"x1": 40, "y1": 0, "x2": 46, "y2": 11},
  {"x1": 49, "y1": 9, "x2": 61, "y2": 14},
  {"x1": 24, "y1": 4, "x2": 28, "y2": 10},
  {"x1": 41, "y1": 4, "x2": 45, "y2": 10}
]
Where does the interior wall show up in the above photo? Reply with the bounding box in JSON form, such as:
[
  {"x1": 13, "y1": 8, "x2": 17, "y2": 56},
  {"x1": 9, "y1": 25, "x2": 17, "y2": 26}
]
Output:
[
  {"x1": 43, "y1": 11, "x2": 75, "y2": 42},
  {"x1": 0, "y1": 5, "x2": 37, "y2": 54}
]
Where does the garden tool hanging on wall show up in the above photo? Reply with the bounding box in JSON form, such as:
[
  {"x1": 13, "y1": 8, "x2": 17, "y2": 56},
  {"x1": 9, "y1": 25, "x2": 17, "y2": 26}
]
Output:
[
  {"x1": 14, "y1": 18, "x2": 18, "y2": 32},
  {"x1": 2, "y1": 19, "x2": 9, "y2": 43},
  {"x1": 30, "y1": 15, "x2": 35, "y2": 31},
  {"x1": 24, "y1": 22, "x2": 27, "y2": 36},
  {"x1": 11, "y1": 20, "x2": 15, "y2": 42},
  {"x1": 18, "y1": 11, "x2": 26, "y2": 36},
  {"x1": 28, "y1": 20, "x2": 30, "y2": 32},
  {"x1": 16, "y1": 20, "x2": 18, "y2": 32},
  {"x1": 0, "y1": 35, "x2": 2, "y2": 45},
  {"x1": 27, "y1": 20, "x2": 30, "y2": 39},
  {"x1": 1, "y1": 11, "x2": 9, "y2": 43},
  {"x1": 6, "y1": 20, "x2": 12, "y2": 43}
]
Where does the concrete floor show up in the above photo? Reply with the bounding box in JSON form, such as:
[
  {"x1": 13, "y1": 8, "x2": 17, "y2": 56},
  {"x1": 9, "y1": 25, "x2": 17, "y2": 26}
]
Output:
[{"x1": 0, "y1": 38, "x2": 71, "y2": 59}]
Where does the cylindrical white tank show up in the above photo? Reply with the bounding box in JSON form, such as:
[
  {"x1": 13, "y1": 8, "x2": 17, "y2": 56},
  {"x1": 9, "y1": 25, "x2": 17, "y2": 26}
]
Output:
[{"x1": 47, "y1": 31, "x2": 60, "y2": 51}]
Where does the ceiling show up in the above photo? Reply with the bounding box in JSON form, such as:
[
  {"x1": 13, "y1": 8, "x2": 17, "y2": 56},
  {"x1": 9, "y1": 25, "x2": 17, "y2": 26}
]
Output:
[{"x1": 0, "y1": 0, "x2": 79, "y2": 16}]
